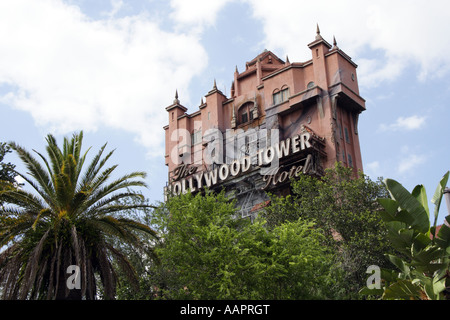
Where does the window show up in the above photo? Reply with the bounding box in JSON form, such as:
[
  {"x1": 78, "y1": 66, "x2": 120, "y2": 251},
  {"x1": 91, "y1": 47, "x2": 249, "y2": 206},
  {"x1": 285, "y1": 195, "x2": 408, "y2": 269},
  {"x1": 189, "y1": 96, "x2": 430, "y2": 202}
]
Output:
[
  {"x1": 191, "y1": 130, "x2": 202, "y2": 145},
  {"x1": 344, "y1": 127, "x2": 350, "y2": 143},
  {"x1": 348, "y1": 154, "x2": 353, "y2": 167},
  {"x1": 241, "y1": 112, "x2": 248, "y2": 124},
  {"x1": 237, "y1": 102, "x2": 255, "y2": 125},
  {"x1": 272, "y1": 87, "x2": 289, "y2": 105},
  {"x1": 337, "y1": 122, "x2": 342, "y2": 139}
]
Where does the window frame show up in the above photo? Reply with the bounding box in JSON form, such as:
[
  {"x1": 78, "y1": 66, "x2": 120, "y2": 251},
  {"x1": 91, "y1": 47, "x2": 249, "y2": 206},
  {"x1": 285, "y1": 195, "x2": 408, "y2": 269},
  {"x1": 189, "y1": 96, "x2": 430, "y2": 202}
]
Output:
[
  {"x1": 237, "y1": 102, "x2": 255, "y2": 125},
  {"x1": 191, "y1": 129, "x2": 202, "y2": 145},
  {"x1": 272, "y1": 86, "x2": 289, "y2": 105}
]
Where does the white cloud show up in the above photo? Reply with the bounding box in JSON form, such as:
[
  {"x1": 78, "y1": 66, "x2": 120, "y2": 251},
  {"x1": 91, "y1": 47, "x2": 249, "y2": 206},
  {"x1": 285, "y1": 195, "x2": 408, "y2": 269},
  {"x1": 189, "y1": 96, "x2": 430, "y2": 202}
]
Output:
[
  {"x1": 366, "y1": 161, "x2": 380, "y2": 174},
  {"x1": 397, "y1": 153, "x2": 426, "y2": 174},
  {"x1": 0, "y1": 0, "x2": 208, "y2": 156},
  {"x1": 102, "y1": 0, "x2": 124, "y2": 19},
  {"x1": 244, "y1": 0, "x2": 450, "y2": 87},
  {"x1": 395, "y1": 145, "x2": 427, "y2": 175},
  {"x1": 380, "y1": 115, "x2": 427, "y2": 131},
  {"x1": 169, "y1": 0, "x2": 234, "y2": 34}
]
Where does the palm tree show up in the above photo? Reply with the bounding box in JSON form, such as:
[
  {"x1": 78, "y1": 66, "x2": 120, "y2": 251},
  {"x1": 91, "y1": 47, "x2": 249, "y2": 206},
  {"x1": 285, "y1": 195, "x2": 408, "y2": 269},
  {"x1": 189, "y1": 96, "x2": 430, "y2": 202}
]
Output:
[{"x1": 0, "y1": 131, "x2": 158, "y2": 300}]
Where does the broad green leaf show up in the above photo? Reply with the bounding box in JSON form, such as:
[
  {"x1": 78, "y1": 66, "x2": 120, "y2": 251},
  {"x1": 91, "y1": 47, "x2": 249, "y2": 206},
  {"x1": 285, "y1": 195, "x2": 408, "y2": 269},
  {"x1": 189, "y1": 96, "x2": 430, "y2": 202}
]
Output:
[
  {"x1": 377, "y1": 198, "x2": 399, "y2": 215},
  {"x1": 386, "y1": 223, "x2": 414, "y2": 254},
  {"x1": 423, "y1": 274, "x2": 446, "y2": 300},
  {"x1": 435, "y1": 220, "x2": 450, "y2": 250},
  {"x1": 386, "y1": 220, "x2": 407, "y2": 232},
  {"x1": 422, "y1": 278, "x2": 437, "y2": 300},
  {"x1": 359, "y1": 287, "x2": 384, "y2": 296},
  {"x1": 380, "y1": 268, "x2": 399, "y2": 283},
  {"x1": 411, "y1": 184, "x2": 429, "y2": 220},
  {"x1": 385, "y1": 178, "x2": 430, "y2": 233},
  {"x1": 395, "y1": 209, "x2": 416, "y2": 227},
  {"x1": 431, "y1": 171, "x2": 449, "y2": 205},
  {"x1": 410, "y1": 246, "x2": 444, "y2": 268},
  {"x1": 379, "y1": 210, "x2": 396, "y2": 222},
  {"x1": 382, "y1": 280, "x2": 422, "y2": 300},
  {"x1": 432, "y1": 276, "x2": 446, "y2": 298},
  {"x1": 387, "y1": 254, "x2": 410, "y2": 275},
  {"x1": 431, "y1": 171, "x2": 449, "y2": 230},
  {"x1": 412, "y1": 233, "x2": 431, "y2": 251}
]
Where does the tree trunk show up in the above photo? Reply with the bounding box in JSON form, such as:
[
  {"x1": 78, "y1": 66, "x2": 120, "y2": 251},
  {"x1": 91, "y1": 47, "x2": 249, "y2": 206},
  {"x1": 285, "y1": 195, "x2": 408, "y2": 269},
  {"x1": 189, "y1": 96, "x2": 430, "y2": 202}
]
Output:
[{"x1": 55, "y1": 266, "x2": 82, "y2": 300}]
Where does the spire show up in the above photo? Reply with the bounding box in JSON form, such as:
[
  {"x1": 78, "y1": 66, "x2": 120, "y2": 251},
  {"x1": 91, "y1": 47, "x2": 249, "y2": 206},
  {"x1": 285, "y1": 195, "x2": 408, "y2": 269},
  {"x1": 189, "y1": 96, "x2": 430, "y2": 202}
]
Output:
[
  {"x1": 235, "y1": 65, "x2": 238, "y2": 73},
  {"x1": 285, "y1": 55, "x2": 290, "y2": 64},
  {"x1": 333, "y1": 35, "x2": 338, "y2": 49},
  {"x1": 206, "y1": 77, "x2": 225, "y2": 97},
  {"x1": 166, "y1": 88, "x2": 187, "y2": 112},
  {"x1": 173, "y1": 89, "x2": 180, "y2": 104},
  {"x1": 308, "y1": 23, "x2": 331, "y2": 49},
  {"x1": 316, "y1": 23, "x2": 322, "y2": 39}
]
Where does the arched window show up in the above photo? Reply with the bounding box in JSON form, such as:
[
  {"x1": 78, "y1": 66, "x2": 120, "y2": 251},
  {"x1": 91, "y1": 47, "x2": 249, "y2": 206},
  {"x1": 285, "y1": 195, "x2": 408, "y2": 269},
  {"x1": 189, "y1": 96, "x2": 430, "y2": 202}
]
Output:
[
  {"x1": 237, "y1": 102, "x2": 254, "y2": 125},
  {"x1": 272, "y1": 86, "x2": 289, "y2": 105}
]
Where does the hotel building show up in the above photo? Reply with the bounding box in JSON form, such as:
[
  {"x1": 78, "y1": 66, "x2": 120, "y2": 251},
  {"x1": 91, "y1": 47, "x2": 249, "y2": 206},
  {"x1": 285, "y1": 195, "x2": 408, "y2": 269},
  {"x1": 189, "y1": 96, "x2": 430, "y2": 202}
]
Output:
[{"x1": 163, "y1": 27, "x2": 366, "y2": 219}]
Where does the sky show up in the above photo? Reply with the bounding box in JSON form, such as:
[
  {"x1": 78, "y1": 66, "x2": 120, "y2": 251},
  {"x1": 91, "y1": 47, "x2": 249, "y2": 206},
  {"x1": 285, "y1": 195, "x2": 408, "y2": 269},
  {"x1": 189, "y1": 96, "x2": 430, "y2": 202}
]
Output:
[{"x1": 1, "y1": 0, "x2": 449, "y2": 224}]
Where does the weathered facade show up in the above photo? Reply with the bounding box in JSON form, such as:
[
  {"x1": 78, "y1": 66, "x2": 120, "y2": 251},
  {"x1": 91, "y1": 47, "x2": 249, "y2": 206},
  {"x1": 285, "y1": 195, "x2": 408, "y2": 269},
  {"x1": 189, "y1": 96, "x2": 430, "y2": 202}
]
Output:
[{"x1": 163, "y1": 27, "x2": 366, "y2": 219}]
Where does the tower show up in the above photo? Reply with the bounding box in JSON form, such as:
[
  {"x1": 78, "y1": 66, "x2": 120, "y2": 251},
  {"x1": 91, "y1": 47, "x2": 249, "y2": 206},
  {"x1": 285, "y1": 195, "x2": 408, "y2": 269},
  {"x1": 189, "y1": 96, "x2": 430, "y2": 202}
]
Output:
[{"x1": 163, "y1": 27, "x2": 366, "y2": 218}]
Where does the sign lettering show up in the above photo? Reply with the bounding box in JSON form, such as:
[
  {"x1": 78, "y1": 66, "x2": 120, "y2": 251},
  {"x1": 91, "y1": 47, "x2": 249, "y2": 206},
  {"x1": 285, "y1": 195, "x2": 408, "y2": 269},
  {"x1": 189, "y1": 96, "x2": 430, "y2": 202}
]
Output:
[{"x1": 166, "y1": 132, "x2": 314, "y2": 197}]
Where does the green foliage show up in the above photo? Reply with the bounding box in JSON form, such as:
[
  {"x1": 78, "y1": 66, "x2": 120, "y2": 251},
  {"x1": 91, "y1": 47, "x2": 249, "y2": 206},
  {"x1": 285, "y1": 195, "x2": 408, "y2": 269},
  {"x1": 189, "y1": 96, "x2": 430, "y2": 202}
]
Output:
[
  {"x1": 364, "y1": 171, "x2": 450, "y2": 300},
  {"x1": 0, "y1": 132, "x2": 157, "y2": 300},
  {"x1": 150, "y1": 190, "x2": 340, "y2": 300},
  {"x1": 0, "y1": 142, "x2": 18, "y2": 208},
  {"x1": 263, "y1": 162, "x2": 393, "y2": 298},
  {"x1": 0, "y1": 142, "x2": 16, "y2": 185}
]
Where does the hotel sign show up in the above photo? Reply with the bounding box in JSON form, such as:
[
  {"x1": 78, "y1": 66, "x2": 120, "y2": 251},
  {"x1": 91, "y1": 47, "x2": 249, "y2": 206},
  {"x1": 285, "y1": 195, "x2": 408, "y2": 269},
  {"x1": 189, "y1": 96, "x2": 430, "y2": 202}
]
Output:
[{"x1": 166, "y1": 132, "x2": 314, "y2": 196}]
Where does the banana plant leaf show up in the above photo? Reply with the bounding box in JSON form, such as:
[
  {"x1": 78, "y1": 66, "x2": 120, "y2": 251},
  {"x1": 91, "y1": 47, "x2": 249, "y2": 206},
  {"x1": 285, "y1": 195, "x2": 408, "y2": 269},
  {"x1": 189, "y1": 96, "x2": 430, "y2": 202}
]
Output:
[{"x1": 384, "y1": 178, "x2": 430, "y2": 234}]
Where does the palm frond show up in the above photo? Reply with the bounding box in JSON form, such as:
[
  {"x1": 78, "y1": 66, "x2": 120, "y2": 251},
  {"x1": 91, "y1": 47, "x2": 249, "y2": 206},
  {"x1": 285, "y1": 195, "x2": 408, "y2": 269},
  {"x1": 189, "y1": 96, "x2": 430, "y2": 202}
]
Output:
[
  {"x1": 76, "y1": 147, "x2": 91, "y2": 187},
  {"x1": 12, "y1": 172, "x2": 55, "y2": 210},
  {"x1": 0, "y1": 246, "x2": 23, "y2": 299},
  {"x1": 96, "y1": 243, "x2": 116, "y2": 300},
  {"x1": 87, "y1": 173, "x2": 147, "y2": 206},
  {"x1": 86, "y1": 192, "x2": 145, "y2": 211},
  {"x1": 117, "y1": 218, "x2": 159, "y2": 239},
  {"x1": 8, "y1": 142, "x2": 54, "y2": 197},
  {"x1": 0, "y1": 187, "x2": 46, "y2": 213},
  {"x1": 87, "y1": 216, "x2": 129, "y2": 240},
  {"x1": 0, "y1": 215, "x2": 35, "y2": 246},
  {"x1": 45, "y1": 134, "x2": 64, "y2": 176},
  {"x1": 84, "y1": 164, "x2": 118, "y2": 196},
  {"x1": 105, "y1": 243, "x2": 139, "y2": 291},
  {"x1": 19, "y1": 229, "x2": 50, "y2": 299},
  {"x1": 79, "y1": 144, "x2": 114, "y2": 188},
  {"x1": 88, "y1": 203, "x2": 152, "y2": 219}
]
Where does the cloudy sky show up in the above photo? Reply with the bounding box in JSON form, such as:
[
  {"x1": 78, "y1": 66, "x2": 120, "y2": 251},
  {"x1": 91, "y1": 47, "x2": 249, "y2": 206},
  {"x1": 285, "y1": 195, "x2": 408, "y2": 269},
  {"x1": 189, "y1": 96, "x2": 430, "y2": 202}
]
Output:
[{"x1": 1, "y1": 0, "x2": 449, "y2": 224}]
